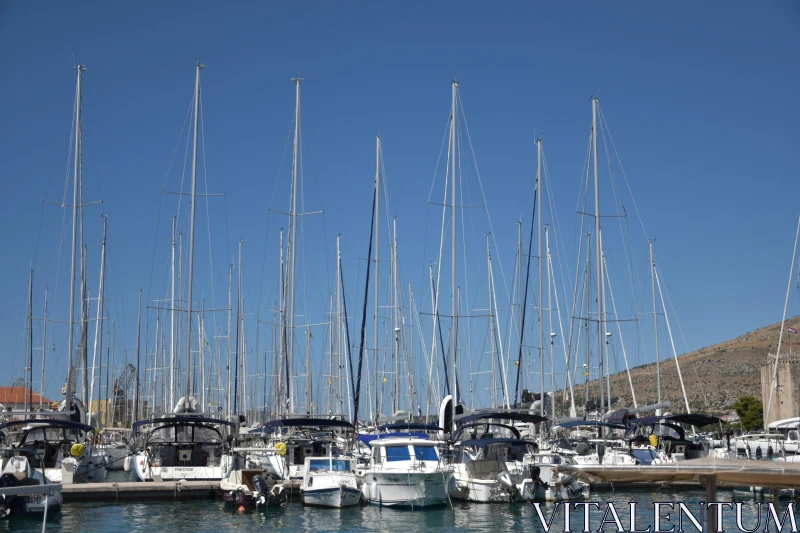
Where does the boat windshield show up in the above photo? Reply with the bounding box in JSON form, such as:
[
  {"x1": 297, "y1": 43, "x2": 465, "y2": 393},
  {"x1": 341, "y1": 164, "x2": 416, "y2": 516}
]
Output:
[
  {"x1": 21, "y1": 427, "x2": 74, "y2": 444},
  {"x1": 412, "y1": 445, "x2": 438, "y2": 461},
  {"x1": 308, "y1": 459, "x2": 351, "y2": 471},
  {"x1": 385, "y1": 445, "x2": 412, "y2": 462}
]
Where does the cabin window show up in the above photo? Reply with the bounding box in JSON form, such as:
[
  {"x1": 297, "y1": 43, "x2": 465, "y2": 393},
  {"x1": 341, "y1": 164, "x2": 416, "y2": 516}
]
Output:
[
  {"x1": 385, "y1": 445, "x2": 412, "y2": 462},
  {"x1": 413, "y1": 446, "x2": 438, "y2": 461},
  {"x1": 308, "y1": 459, "x2": 350, "y2": 471},
  {"x1": 371, "y1": 447, "x2": 381, "y2": 464}
]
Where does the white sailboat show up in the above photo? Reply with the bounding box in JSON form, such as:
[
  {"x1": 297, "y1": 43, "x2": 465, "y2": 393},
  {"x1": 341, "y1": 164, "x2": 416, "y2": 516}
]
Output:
[{"x1": 131, "y1": 64, "x2": 235, "y2": 482}]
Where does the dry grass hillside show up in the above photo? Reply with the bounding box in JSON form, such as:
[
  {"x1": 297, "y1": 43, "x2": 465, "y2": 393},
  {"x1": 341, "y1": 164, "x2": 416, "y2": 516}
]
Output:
[{"x1": 574, "y1": 316, "x2": 800, "y2": 415}]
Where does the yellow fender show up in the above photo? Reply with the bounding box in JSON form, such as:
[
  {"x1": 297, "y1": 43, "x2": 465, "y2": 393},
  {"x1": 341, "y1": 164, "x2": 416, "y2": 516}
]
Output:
[{"x1": 275, "y1": 442, "x2": 287, "y2": 456}]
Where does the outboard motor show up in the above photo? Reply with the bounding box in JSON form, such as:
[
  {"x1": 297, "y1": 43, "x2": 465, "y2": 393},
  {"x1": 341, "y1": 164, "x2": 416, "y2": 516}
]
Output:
[{"x1": 252, "y1": 474, "x2": 269, "y2": 506}]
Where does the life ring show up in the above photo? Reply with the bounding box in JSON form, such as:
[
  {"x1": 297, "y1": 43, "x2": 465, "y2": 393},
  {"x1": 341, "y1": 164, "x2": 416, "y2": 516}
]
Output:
[{"x1": 275, "y1": 442, "x2": 287, "y2": 456}]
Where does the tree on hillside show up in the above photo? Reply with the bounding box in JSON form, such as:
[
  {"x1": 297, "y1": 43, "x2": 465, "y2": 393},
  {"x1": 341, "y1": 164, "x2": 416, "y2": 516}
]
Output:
[{"x1": 733, "y1": 395, "x2": 763, "y2": 432}]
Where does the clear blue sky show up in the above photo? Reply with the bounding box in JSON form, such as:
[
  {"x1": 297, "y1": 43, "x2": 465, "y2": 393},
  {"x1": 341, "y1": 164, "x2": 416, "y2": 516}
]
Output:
[{"x1": 1, "y1": 2, "x2": 798, "y2": 413}]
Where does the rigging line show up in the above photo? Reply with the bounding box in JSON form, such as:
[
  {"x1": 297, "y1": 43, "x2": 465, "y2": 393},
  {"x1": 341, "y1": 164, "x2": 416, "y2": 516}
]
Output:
[
  {"x1": 257, "y1": 113, "x2": 294, "y2": 316},
  {"x1": 33, "y1": 167, "x2": 58, "y2": 272},
  {"x1": 339, "y1": 251, "x2": 356, "y2": 416},
  {"x1": 598, "y1": 106, "x2": 650, "y2": 243},
  {"x1": 456, "y1": 90, "x2": 513, "y2": 319},
  {"x1": 655, "y1": 259, "x2": 711, "y2": 410},
  {"x1": 145, "y1": 93, "x2": 195, "y2": 305},
  {"x1": 600, "y1": 117, "x2": 641, "y2": 326},
  {"x1": 513, "y1": 184, "x2": 537, "y2": 408},
  {"x1": 353, "y1": 188, "x2": 377, "y2": 426},
  {"x1": 199, "y1": 91, "x2": 221, "y2": 358}
]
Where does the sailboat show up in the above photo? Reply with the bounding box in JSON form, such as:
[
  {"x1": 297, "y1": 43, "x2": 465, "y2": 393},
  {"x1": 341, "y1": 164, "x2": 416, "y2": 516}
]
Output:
[
  {"x1": 1, "y1": 65, "x2": 109, "y2": 486},
  {"x1": 131, "y1": 64, "x2": 236, "y2": 482}
]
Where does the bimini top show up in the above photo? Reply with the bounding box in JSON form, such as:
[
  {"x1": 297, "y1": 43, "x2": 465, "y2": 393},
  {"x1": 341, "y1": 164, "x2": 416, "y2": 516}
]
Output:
[
  {"x1": 556, "y1": 420, "x2": 627, "y2": 430},
  {"x1": 768, "y1": 417, "x2": 800, "y2": 430},
  {"x1": 132, "y1": 416, "x2": 236, "y2": 430},
  {"x1": 457, "y1": 437, "x2": 538, "y2": 448},
  {"x1": 628, "y1": 413, "x2": 721, "y2": 428},
  {"x1": 251, "y1": 418, "x2": 354, "y2": 433},
  {"x1": 456, "y1": 411, "x2": 548, "y2": 426},
  {"x1": 377, "y1": 422, "x2": 439, "y2": 432},
  {"x1": 454, "y1": 422, "x2": 521, "y2": 441},
  {"x1": 0, "y1": 418, "x2": 95, "y2": 433}
]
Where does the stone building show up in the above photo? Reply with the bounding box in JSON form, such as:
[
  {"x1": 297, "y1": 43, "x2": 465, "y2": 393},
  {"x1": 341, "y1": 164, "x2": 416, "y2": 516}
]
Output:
[{"x1": 761, "y1": 354, "x2": 800, "y2": 426}]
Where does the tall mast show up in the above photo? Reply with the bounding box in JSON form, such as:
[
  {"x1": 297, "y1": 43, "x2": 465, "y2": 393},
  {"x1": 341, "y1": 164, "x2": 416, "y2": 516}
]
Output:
[
  {"x1": 26, "y1": 268, "x2": 33, "y2": 414},
  {"x1": 649, "y1": 240, "x2": 661, "y2": 412},
  {"x1": 373, "y1": 134, "x2": 381, "y2": 420},
  {"x1": 89, "y1": 216, "x2": 107, "y2": 421},
  {"x1": 226, "y1": 264, "x2": 232, "y2": 417},
  {"x1": 546, "y1": 226, "x2": 556, "y2": 409},
  {"x1": 591, "y1": 97, "x2": 605, "y2": 421},
  {"x1": 278, "y1": 229, "x2": 285, "y2": 414},
  {"x1": 40, "y1": 287, "x2": 48, "y2": 410},
  {"x1": 486, "y1": 235, "x2": 495, "y2": 407},
  {"x1": 169, "y1": 217, "x2": 177, "y2": 409},
  {"x1": 184, "y1": 62, "x2": 203, "y2": 400},
  {"x1": 450, "y1": 80, "x2": 458, "y2": 434},
  {"x1": 393, "y1": 217, "x2": 400, "y2": 415},
  {"x1": 305, "y1": 326, "x2": 312, "y2": 413},
  {"x1": 134, "y1": 289, "x2": 142, "y2": 420},
  {"x1": 234, "y1": 240, "x2": 242, "y2": 414},
  {"x1": 536, "y1": 138, "x2": 544, "y2": 417},
  {"x1": 65, "y1": 65, "x2": 85, "y2": 410},
  {"x1": 287, "y1": 78, "x2": 302, "y2": 415}
]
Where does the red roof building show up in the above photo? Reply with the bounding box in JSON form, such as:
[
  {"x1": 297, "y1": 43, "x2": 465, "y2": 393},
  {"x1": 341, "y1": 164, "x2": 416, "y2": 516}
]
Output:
[{"x1": 0, "y1": 387, "x2": 52, "y2": 408}]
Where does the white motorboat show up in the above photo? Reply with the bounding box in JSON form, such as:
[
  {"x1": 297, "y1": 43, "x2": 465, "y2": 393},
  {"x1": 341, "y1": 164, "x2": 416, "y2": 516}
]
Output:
[
  {"x1": 0, "y1": 455, "x2": 62, "y2": 519},
  {"x1": 301, "y1": 456, "x2": 361, "y2": 508},
  {"x1": 524, "y1": 453, "x2": 589, "y2": 501},
  {"x1": 358, "y1": 436, "x2": 452, "y2": 508},
  {"x1": 450, "y1": 437, "x2": 536, "y2": 503},
  {"x1": 218, "y1": 449, "x2": 285, "y2": 509}
]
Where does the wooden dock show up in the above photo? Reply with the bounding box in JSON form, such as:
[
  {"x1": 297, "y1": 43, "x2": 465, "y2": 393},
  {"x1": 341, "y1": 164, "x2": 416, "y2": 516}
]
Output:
[{"x1": 62, "y1": 481, "x2": 218, "y2": 502}]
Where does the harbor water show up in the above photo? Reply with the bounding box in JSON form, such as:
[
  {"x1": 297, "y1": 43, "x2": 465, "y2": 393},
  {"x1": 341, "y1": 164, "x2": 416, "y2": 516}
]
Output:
[{"x1": 0, "y1": 485, "x2": 785, "y2": 533}]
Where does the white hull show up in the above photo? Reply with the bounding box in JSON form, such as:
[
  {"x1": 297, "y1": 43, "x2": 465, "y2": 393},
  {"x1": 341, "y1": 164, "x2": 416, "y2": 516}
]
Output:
[
  {"x1": 450, "y1": 475, "x2": 516, "y2": 503},
  {"x1": 361, "y1": 471, "x2": 451, "y2": 508},
  {"x1": 133, "y1": 452, "x2": 231, "y2": 481},
  {"x1": 302, "y1": 486, "x2": 362, "y2": 508},
  {"x1": 98, "y1": 445, "x2": 128, "y2": 470}
]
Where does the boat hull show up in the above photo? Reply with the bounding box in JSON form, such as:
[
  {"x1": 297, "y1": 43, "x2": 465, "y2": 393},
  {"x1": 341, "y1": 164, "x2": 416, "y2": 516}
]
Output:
[
  {"x1": 133, "y1": 453, "x2": 230, "y2": 481},
  {"x1": 302, "y1": 486, "x2": 362, "y2": 508},
  {"x1": 362, "y1": 471, "x2": 451, "y2": 508}
]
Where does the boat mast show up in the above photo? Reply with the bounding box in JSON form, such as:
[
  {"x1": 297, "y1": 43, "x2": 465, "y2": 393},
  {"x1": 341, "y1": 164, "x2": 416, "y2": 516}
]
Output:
[
  {"x1": 65, "y1": 65, "x2": 85, "y2": 411},
  {"x1": 373, "y1": 134, "x2": 381, "y2": 421},
  {"x1": 134, "y1": 289, "x2": 142, "y2": 420},
  {"x1": 234, "y1": 240, "x2": 242, "y2": 414},
  {"x1": 591, "y1": 97, "x2": 605, "y2": 422},
  {"x1": 88, "y1": 216, "x2": 107, "y2": 421},
  {"x1": 170, "y1": 217, "x2": 177, "y2": 409},
  {"x1": 450, "y1": 80, "x2": 458, "y2": 434},
  {"x1": 40, "y1": 287, "x2": 48, "y2": 410},
  {"x1": 184, "y1": 62, "x2": 203, "y2": 402},
  {"x1": 393, "y1": 217, "x2": 400, "y2": 416},
  {"x1": 226, "y1": 263, "x2": 232, "y2": 417},
  {"x1": 650, "y1": 240, "x2": 661, "y2": 413},
  {"x1": 287, "y1": 78, "x2": 302, "y2": 415},
  {"x1": 26, "y1": 268, "x2": 33, "y2": 415},
  {"x1": 536, "y1": 138, "x2": 544, "y2": 417}
]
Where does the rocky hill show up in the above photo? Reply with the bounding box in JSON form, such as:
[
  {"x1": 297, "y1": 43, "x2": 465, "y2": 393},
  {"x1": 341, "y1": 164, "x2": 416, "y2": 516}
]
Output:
[{"x1": 573, "y1": 316, "x2": 800, "y2": 415}]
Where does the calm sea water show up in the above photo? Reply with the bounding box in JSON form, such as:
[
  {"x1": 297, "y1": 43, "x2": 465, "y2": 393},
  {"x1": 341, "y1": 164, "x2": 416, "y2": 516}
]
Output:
[{"x1": 0, "y1": 473, "x2": 787, "y2": 533}]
